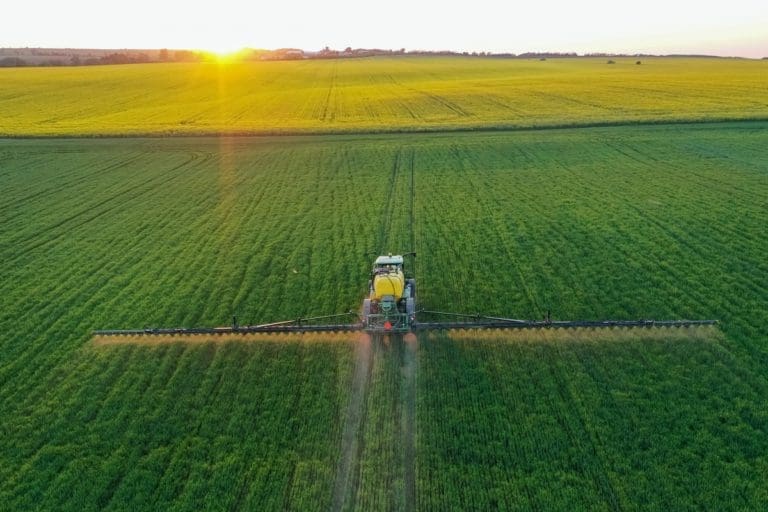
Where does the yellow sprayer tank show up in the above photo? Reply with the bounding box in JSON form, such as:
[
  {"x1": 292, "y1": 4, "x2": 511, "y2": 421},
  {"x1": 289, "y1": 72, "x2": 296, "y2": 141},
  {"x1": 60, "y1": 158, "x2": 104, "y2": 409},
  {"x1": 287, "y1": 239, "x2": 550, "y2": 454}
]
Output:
[{"x1": 372, "y1": 271, "x2": 405, "y2": 300}]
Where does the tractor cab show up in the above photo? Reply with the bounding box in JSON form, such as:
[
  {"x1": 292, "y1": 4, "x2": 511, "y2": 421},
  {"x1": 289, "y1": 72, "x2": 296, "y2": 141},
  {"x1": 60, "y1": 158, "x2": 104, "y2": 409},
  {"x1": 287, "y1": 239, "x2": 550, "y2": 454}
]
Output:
[{"x1": 372, "y1": 254, "x2": 404, "y2": 276}]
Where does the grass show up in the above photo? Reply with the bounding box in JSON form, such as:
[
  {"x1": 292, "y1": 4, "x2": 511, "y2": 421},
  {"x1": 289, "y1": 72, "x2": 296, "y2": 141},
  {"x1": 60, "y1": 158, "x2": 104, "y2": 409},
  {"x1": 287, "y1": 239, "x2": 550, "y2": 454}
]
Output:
[
  {"x1": 0, "y1": 56, "x2": 766, "y2": 136},
  {"x1": 1, "y1": 121, "x2": 766, "y2": 509}
]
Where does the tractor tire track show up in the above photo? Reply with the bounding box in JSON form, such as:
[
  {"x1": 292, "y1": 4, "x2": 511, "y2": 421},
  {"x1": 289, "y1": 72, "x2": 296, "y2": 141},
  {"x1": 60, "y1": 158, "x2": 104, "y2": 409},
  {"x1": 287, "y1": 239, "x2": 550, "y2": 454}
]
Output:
[
  {"x1": 2, "y1": 151, "x2": 208, "y2": 265},
  {"x1": 377, "y1": 150, "x2": 401, "y2": 251},
  {"x1": 0, "y1": 152, "x2": 147, "y2": 218},
  {"x1": 331, "y1": 333, "x2": 373, "y2": 511},
  {"x1": 408, "y1": 149, "x2": 416, "y2": 254},
  {"x1": 400, "y1": 333, "x2": 418, "y2": 511},
  {"x1": 333, "y1": 146, "x2": 418, "y2": 510},
  {"x1": 321, "y1": 60, "x2": 339, "y2": 122},
  {"x1": 402, "y1": 150, "x2": 418, "y2": 510}
]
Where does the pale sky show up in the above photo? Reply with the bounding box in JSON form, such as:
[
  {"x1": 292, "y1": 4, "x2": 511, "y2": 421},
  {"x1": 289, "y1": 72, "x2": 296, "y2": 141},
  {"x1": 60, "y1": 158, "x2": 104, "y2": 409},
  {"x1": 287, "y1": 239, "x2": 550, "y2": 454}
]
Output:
[{"x1": 2, "y1": 0, "x2": 767, "y2": 58}]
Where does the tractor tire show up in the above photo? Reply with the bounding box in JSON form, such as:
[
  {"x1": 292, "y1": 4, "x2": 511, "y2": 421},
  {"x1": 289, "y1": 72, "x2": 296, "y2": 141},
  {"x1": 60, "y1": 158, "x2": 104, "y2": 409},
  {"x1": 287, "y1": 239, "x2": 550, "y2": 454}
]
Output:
[
  {"x1": 406, "y1": 298, "x2": 415, "y2": 316},
  {"x1": 408, "y1": 279, "x2": 416, "y2": 300}
]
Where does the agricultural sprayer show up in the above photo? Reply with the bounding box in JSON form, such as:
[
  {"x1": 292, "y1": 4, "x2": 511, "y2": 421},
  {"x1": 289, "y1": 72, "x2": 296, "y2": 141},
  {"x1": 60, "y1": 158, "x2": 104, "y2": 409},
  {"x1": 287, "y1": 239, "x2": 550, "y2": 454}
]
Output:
[{"x1": 93, "y1": 253, "x2": 716, "y2": 340}]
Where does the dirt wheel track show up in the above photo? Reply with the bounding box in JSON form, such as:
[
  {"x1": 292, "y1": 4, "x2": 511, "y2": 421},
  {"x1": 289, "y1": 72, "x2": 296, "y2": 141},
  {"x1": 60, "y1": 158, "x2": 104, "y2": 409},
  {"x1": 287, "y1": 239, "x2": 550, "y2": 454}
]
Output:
[
  {"x1": 331, "y1": 333, "x2": 373, "y2": 511},
  {"x1": 401, "y1": 333, "x2": 418, "y2": 511}
]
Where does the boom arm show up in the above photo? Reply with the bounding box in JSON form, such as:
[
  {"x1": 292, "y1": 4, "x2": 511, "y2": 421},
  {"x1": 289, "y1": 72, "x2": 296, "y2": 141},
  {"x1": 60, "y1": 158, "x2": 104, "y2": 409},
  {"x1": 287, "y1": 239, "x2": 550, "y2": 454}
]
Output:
[{"x1": 94, "y1": 309, "x2": 716, "y2": 338}]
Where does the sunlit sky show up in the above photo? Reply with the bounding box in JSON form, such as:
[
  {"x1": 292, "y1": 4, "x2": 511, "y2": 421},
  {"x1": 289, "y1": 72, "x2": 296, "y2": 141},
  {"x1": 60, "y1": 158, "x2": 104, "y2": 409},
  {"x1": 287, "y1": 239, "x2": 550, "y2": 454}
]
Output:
[{"x1": 2, "y1": 0, "x2": 767, "y2": 58}]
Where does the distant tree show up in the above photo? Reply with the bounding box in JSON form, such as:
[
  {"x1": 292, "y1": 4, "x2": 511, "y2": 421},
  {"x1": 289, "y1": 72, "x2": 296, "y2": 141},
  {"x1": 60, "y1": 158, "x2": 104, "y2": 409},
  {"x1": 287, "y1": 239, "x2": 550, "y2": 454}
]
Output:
[
  {"x1": 636, "y1": 60, "x2": 642, "y2": 65},
  {"x1": 70, "y1": 55, "x2": 81, "y2": 66},
  {"x1": 100, "y1": 53, "x2": 129, "y2": 64},
  {"x1": 0, "y1": 57, "x2": 27, "y2": 67},
  {"x1": 159, "y1": 48, "x2": 169, "y2": 61},
  {"x1": 173, "y1": 50, "x2": 200, "y2": 62}
]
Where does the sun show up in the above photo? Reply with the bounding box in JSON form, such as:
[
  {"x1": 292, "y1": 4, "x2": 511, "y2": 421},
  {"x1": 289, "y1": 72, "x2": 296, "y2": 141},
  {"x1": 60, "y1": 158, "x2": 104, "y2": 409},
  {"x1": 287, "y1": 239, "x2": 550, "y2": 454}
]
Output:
[{"x1": 202, "y1": 44, "x2": 246, "y2": 61}]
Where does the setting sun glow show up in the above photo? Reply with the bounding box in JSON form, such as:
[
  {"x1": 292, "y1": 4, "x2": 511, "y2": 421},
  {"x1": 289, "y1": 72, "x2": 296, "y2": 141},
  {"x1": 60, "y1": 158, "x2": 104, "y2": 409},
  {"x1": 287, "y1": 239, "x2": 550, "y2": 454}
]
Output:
[{"x1": 204, "y1": 45, "x2": 246, "y2": 60}]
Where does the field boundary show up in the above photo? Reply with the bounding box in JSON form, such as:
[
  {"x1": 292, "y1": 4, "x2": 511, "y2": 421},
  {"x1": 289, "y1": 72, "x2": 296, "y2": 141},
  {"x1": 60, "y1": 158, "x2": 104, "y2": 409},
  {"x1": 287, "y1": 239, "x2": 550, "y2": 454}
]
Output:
[{"x1": 1, "y1": 117, "x2": 766, "y2": 141}]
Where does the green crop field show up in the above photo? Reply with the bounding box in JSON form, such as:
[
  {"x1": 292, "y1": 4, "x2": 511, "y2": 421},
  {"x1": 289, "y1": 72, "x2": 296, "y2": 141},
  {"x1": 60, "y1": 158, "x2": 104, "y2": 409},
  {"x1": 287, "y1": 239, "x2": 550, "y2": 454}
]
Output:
[
  {"x1": 1, "y1": 120, "x2": 767, "y2": 510},
  {"x1": 0, "y1": 57, "x2": 766, "y2": 136}
]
